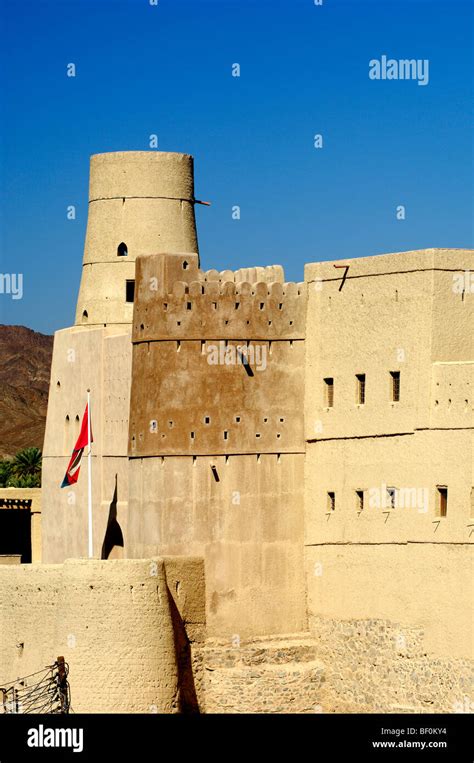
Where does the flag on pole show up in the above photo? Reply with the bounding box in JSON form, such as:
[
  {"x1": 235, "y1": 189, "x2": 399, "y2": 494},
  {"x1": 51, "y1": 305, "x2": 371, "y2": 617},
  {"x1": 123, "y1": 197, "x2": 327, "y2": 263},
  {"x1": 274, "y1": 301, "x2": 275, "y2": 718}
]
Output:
[{"x1": 60, "y1": 404, "x2": 93, "y2": 488}]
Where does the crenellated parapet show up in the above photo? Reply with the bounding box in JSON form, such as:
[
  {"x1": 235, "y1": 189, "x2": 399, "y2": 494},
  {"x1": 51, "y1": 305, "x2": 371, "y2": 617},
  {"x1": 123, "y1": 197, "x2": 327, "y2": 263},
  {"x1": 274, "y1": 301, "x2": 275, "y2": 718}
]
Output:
[{"x1": 132, "y1": 254, "x2": 306, "y2": 342}]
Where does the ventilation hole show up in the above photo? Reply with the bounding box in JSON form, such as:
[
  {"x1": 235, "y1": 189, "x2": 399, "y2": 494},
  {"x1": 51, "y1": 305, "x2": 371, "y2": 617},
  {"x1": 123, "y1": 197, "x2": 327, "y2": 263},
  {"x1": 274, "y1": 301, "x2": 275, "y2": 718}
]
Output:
[
  {"x1": 224, "y1": 320, "x2": 229, "y2": 325},
  {"x1": 168, "y1": 421, "x2": 174, "y2": 429},
  {"x1": 177, "y1": 321, "x2": 181, "y2": 326},
  {"x1": 75, "y1": 415, "x2": 79, "y2": 422},
  {"x1": 280, "y1": 417, "x2": 285, "y2": 423},
  {"x1": 204, "y1": 416, "x2": 210, "y2": 424},
  {"x1": 268, "y1": 320, "x2": 272, "y2": 326},
  {"x1": 190, "y1": 432, "x2": 195, "y2": 439},
  {"x1": 163, "y1": 303, "x2": 168, "y2": 311},
  {"x1": 117, "y1": 242, "x2": 128, "y2": 257},
  {"x1": 56, "y1": 381, "x2": 60, "y2": 388},
  {"x1": 235, "y1": 302, "x2": 240, "y2": 309},
  {"x1": 65, "y1": 415, "x2": 70, "y2": 422},
  {"x1": 278, "y1": 303, "x2": 283, "y2": 310},
  {"x1": 256, "y1": 433, "x2": 261, "y2": 438},
  {"x1": 276, "y1": 433, "x2": 281, "y2": 439},
  {"x1": 263, "y1": 417, "x2": 268, "y2": 423},
  {"x1": 259, "y1": 303, "x2": 265, "y2": 310},
  {"x1": 235, "y1": 416, "x2": 241, "y2": 423},
  {"x1": 187, "y1": 302, "x2": 192, "y2": 310},
  {"x1": 82, "y1": 310, "x2": 88, "y2": 322},
  {"x1": 140, "y1": 324, "x2": 144, "y2": 330},
  {"x1": 212, "y1": 302, "x2": 217, "y2": 310},
  {"x1": 223, "y1": 431, "x2": 229, "y2": 440},
  {"x1": 289, "y1": 320, "x2": 294, "y2": 326}
]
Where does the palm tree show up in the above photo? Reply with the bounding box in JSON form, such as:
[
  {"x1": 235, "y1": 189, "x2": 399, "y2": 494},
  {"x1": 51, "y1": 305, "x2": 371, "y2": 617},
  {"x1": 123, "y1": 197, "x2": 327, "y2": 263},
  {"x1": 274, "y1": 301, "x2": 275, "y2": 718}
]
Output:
[
  {"x1": 0, "y1": 459, "x2": 13, "y2": 487},
  {"x1": 12, "y1": 447, "x2": 42, "y2": 486}
]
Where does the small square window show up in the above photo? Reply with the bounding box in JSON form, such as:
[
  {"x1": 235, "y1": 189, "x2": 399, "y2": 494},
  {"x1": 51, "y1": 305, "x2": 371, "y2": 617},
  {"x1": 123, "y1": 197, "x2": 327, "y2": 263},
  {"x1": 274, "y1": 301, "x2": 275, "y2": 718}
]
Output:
[{"x1": 436, "y1": 486, "x2": 448, "y2": 517}]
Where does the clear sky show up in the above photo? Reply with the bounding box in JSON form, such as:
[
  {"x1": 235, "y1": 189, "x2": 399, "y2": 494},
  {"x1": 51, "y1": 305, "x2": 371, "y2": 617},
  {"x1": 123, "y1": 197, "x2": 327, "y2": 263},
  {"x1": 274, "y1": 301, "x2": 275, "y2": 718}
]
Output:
[{"x1": 0, "y1": 0, "x2": 472, "y2": 334}]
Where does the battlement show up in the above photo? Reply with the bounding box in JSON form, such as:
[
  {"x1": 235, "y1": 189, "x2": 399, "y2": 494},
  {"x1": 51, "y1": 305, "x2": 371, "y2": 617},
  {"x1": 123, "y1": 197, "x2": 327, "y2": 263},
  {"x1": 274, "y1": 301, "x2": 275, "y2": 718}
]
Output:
[
  {"x1": 133, "y1": 253, "x2": 306, "y2": 342},
  {"x1": 198, "y1": 265, "x2": 284, "y2": 285}
]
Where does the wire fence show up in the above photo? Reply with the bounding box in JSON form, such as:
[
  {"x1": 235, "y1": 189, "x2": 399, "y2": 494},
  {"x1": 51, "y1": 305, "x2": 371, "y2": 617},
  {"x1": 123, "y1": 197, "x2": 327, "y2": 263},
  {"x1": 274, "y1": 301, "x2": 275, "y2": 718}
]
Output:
[{"x1": 0, "y1": 657, "x2": 70, "y2": 714}]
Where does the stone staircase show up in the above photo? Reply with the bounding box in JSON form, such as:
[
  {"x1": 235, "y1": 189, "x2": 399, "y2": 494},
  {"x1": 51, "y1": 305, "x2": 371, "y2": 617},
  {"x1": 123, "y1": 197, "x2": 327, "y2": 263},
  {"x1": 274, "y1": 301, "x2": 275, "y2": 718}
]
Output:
[{"x1": 200, "y1": 632, "x2": 325, "y2": 713}]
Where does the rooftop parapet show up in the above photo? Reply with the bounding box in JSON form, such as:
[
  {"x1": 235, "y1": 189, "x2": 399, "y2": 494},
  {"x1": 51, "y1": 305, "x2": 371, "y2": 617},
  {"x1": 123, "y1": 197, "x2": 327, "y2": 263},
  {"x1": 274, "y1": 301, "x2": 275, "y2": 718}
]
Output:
[{"x1": 132, "y1": 254, "x2": 305, "y2": 342}]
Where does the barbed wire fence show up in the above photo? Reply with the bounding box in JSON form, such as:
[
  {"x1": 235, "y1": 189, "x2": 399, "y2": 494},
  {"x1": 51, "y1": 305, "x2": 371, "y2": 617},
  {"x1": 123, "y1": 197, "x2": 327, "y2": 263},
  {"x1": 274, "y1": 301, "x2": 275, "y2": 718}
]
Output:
[{"x1": 0, "y1": 656, "x2": 71, "y2": 714}]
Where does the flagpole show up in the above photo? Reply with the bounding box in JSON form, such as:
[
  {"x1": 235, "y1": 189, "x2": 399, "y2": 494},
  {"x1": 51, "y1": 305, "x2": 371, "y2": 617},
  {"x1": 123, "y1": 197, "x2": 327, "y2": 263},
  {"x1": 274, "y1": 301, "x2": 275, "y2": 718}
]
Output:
[{"x1": 87, "y1": 389, "x2": 93, "y2": 559}]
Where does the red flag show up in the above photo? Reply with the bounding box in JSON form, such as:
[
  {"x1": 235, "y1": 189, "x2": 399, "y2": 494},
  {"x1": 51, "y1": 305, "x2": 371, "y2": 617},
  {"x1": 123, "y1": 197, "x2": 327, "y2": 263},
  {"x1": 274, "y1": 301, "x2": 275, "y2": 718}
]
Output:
[{"x1": 60, "y1": 404, "x2": 93, "y2": 488}]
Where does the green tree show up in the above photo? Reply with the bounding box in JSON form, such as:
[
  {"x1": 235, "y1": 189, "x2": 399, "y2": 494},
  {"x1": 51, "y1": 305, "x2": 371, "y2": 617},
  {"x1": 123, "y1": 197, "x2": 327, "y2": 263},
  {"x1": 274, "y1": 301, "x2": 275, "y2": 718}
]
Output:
[
  {"x1": 11, "y1": 447, "x2": 42, "y2": 487},
  {"x1": 0, "y1": 459, "x2": 13, "y2": 487}
]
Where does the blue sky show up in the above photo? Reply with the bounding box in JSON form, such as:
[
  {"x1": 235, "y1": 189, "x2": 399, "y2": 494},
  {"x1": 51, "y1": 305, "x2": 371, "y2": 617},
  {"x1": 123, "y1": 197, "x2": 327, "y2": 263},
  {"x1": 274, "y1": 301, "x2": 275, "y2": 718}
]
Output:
[{"x1": 0, "y1": 0, "x2": 472, "y2": 334}]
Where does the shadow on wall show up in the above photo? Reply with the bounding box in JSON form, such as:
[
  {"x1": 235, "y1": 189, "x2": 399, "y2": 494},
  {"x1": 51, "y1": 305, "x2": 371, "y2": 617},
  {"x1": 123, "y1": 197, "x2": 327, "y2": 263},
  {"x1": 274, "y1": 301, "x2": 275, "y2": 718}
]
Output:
[
  {"x1": 166, "y1": 586, "x2": 200, "y2": 713},
  {"x1": 101, "y1": 475, "x2": 124, "y2": 560}
]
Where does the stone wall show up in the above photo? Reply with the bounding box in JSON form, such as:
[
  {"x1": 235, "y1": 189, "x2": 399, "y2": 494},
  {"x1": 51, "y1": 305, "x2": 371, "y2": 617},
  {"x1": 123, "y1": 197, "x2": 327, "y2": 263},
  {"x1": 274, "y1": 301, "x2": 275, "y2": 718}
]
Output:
[
  {"x1": 309, "y1": 616, "x2": 474, "y2": 713},
  {"x1": 201, "y1": 633, "x2": 325, "y2": 713}
]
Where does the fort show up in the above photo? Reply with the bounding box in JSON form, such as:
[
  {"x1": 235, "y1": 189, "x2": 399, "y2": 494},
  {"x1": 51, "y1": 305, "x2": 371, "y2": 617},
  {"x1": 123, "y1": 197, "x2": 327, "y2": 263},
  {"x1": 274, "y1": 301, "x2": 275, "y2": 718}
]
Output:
[{"x1": 0, "y1": 151, "x2": 472, "y2": 713}]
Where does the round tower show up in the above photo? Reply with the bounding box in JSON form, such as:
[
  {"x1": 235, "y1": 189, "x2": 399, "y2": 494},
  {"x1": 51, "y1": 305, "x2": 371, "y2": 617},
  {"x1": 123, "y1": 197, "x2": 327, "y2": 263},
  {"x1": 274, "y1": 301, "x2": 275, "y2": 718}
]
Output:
[{"x1": 75, "y1": 151, "x2": 199, "y2": 326}]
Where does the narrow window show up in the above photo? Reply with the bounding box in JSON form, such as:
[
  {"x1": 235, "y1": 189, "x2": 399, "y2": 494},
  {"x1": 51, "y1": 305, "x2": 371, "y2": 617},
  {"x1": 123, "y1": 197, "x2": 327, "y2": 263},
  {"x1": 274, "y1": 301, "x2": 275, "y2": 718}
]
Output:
[
  {"x1": 390, "y1": 371, "x2": 400, "y2": 402},
  {"x1": 117, "y1": 242, "x2": 128, "y2": 257},
  {"x1": 356, "y1": 490, "x2": 364, "y2": 511},
  {"x1": 126, "y1": 280, "x2": 135, "y2": 303},
  {"x1": 324, "y1": 377, "x2": 334, "y2": 408},
  {"x1": 356, "y1": 374, "x2": 366, "y2": 405},
  {"x1": 436, "y1": 486, "x2": 448, "y2": 517},
  {"x1": 387, "y1": 486, "x2": 397, "y2": 510},
  {"x1": 327, "y1": 491, "x2": 335, "y2": 512}
]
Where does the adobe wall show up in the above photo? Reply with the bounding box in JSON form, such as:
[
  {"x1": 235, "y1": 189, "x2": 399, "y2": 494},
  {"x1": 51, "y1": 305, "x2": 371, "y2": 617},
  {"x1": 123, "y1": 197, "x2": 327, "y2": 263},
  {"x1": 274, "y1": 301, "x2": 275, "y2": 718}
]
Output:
[
  {"x1": 0, "y1": 557, "x2": 205, "y2": 713},
  {"x1": 305, "y1": 545, "x2": 474, "y2": 713},
  {"x1": 126, "y1": 252, "x2": 307, "y2": 638},
  {"x1": 303, "y1": 249, "x2": 474, "y2": 711},
  {"x1": 128, "y1": 453, "x2": 305, "y2": 638},
  {"x1": 42, "y1": 326, "x2": 132, "y2": 563}
]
